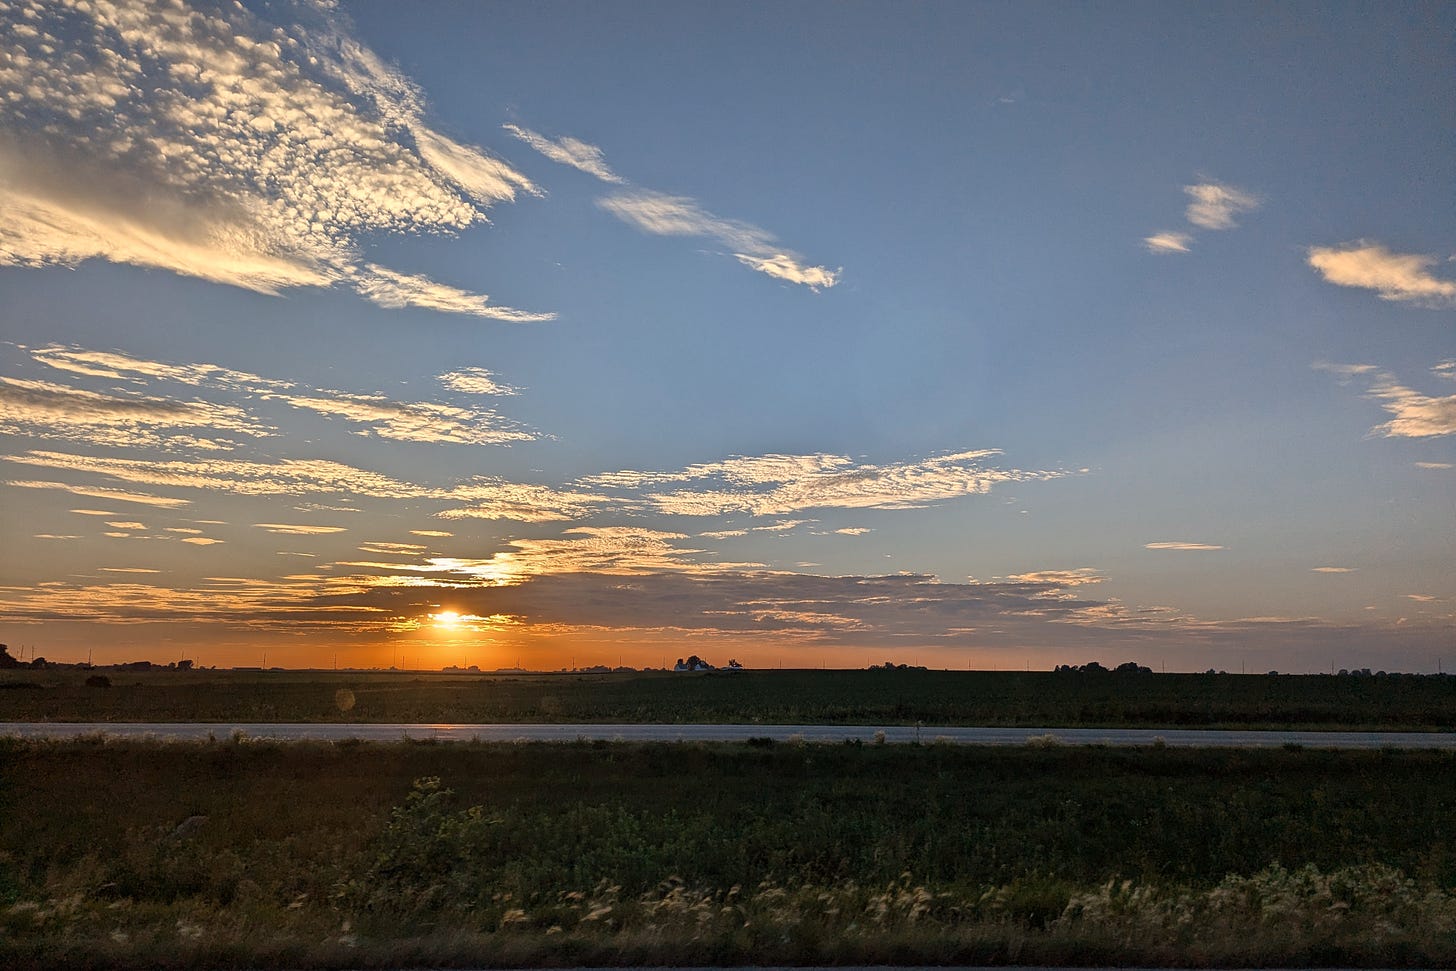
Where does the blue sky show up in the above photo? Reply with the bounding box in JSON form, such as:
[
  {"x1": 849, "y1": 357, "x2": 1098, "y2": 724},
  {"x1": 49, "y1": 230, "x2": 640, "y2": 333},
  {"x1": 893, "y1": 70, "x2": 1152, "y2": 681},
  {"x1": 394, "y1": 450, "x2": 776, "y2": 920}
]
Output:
[{"x1": 1, "y1": 0, "x2": 1452, "y2": 671}]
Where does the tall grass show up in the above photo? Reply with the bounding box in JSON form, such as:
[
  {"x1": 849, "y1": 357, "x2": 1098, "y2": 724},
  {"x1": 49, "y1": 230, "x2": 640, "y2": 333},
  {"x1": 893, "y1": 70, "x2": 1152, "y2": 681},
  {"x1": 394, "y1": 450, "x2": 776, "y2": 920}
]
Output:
[{"x1": 2, "y1": 738, "x2": 1455, "y2": 967}]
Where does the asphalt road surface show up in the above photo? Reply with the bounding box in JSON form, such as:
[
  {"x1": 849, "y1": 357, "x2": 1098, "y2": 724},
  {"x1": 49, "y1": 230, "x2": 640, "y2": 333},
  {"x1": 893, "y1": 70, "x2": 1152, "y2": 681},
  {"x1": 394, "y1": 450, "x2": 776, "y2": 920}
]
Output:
[{"x1": 2, "y1": 722, "x2": 1454, "y2": 747}]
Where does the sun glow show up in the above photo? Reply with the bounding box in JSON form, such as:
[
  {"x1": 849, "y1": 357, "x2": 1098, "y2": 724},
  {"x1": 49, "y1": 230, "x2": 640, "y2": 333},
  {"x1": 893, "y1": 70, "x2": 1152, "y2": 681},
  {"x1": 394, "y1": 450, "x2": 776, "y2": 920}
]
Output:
[{"x1": 432, "y1": 610, "x2": 462, "y2": 629}]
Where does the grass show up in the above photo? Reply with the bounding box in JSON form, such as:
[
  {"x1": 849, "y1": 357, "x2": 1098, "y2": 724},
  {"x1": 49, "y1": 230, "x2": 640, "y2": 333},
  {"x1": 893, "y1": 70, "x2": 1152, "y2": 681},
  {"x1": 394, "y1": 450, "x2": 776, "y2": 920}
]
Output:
[
  {"x1": 3, "y1": 666, "x2": 1454, "y2": 730},
  {"x1": 2, "y1": 737, "x2": 1455, "y2": 967}
]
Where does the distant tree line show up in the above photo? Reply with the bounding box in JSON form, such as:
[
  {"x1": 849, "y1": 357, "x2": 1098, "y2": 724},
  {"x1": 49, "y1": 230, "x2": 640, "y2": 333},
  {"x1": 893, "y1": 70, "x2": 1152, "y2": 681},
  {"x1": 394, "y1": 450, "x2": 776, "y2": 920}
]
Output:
[{"x1": 1053, "y1": 661, "x2": 1153, "y2": 674}]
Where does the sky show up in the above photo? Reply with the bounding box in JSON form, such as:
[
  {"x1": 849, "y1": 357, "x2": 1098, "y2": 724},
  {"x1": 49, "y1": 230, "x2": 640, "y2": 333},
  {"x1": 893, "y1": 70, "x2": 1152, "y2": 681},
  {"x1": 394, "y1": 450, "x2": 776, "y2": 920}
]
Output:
[{"x1": 1, "y1": 0, "x2": 1452, "y2": 672}]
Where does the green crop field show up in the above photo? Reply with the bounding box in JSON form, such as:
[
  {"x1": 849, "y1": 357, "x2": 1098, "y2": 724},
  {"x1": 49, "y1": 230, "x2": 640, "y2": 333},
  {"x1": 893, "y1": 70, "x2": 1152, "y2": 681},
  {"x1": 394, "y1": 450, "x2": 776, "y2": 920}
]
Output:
[
  {"x1": 2, "y1": 737, "x2": 1455, "y2": 968},
  {"x1": 3, "y1": 667, "x2": 1454, "y2": 730}
]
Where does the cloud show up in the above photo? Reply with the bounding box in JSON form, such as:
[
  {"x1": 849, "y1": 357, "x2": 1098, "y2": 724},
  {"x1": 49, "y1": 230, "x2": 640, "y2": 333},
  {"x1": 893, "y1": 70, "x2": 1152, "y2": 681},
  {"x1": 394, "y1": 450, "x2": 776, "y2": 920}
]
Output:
[
  {"x1": 6, "y1": 451, "x2": 437, "y2": 499},
  {"x1": 180, "y1": 537, "x2": 224, "y2": 546},
  {"x1": 322, "y1": 568, "x2": 1136, "y2": 645},
  {"x1": 1183, "y1": 182, "x2": 1259, "y2": 230},
  {"x1": 30, "y1": 346, "x2": 288, "y2": 391},
  {"x1": 411, "y1": 529, "x2": 453, "y2": 538},
  {"x1": 437, "y1": 482, "x2": 613, "y2": 523},
  {"x1": 1003, "y1": 568, "x2": 1105, "y2": 587},
  {"x1": 24, "y1": 343, "x2": 536, "y2": 446},
  {"x1": 358, "y1": 541, "x2": 427, "y2": 555},
  {"x1": 100, "y1": 567, "x2": 160, "y2": 574},
  {"x1": 503, "y1": 124, "x2": 624, "y2": 183},
  {"x1": 352, "y1": 265, "x2": 555, "y2": 322},
  {"x1": 1143, "y1": 232, "x2": 1192, "y2": 254},
  {"x1": 1312, "y1": 567, "x2": 1355, "y2": 573},
  {"x1": 1317, "y1": 362, "x2": 1456, "y2": 438},
  {"x1": 438, "y1": 368, "x2": 520, "y2": 396},
  {"x1": 593, "y1": 448, "x2": 1066, "y2": 518},
  {"x1": 597, "y1": 189, "x2": 840, "y2": 290},
  {"x1": 834, "y1": 527, "x2": 873, "y2": 536},
  {"x1": 1433, "y1": 361, "x2": 1456, "y2": 382},
  {"x1": 733, "y1": 253, "x2": 842, "y2": 289},
  {"x1": 279, "y1": 389, "x2": 535, "y2": 445},
  {"x1": 7, "y1": 478, "x2": 189, "y2": 507},
  {"x1": 1306, "y1": 242, "x2": 1456, "y2": 306},
  {"x1": 334, "y1": 527, "x2": 723, "y2": 590},
  {"x1": 0, "y1": 0, "x2": 547, "y2": 318},
  {"x1": 584, "y1": 452, "x2": 853, "y2": 490},
  {"x1": 505, "y1": 120, "x2": 838, "y2": 289},
  {"x1": 0, "y1": 375, "x2": 267, "y2": 449},
  {"x1": 254, "y1": 524, "x2": 348, "y2": 535},
  {"x1": 5, "y1": 448, "x2": 612, "y2": 523},
  {"x1": 105, "y1": 521, "x2": 146, "y2": 530},
  {"x1": 1144, "y1": 542, "x2": 1224, "y2": 551},
  {"x1": 1415, "y1": 462, "x2": 1452, "y2": 470}
]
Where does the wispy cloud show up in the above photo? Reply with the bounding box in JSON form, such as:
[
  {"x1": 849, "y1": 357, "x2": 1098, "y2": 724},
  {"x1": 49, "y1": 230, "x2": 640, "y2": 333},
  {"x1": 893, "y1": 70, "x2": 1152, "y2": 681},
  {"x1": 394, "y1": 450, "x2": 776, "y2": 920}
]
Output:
[
  {"x1": 31, "y1": 346, "x2": 288, "y2": 392},
  {"x1": 254, "y1": 524, "x2": 348, "y2": 536},
  {"x1": 597, "y1": 189, "x2": 840, "y2": 291},
  {"x1": 1307, "y1": 242, "x2": 1456, "y2": 307},
  {"x1": 733, "y1": 253, "x2": 842, "y2": 289},
  {"x1": 1414, "y1": 461, "x2": 1452, "y2": 470},
  {"x1": 352, "y1": 265, "x2": 555, "y2": 322},
  {"x1": 7, "y1": 451, "x2": 434, "y2": 499},
  {"x1": 1312, "y1": 566, "x2": 1355, "y2": 573},
  {"x1": 0, "y1": 0, "x2": 547, "y2": 319},
  {"x1": 1145, "y1": 542, "x2": 1224, "y2": 551},
  {"x1": 279, "y1": 391, "x2": 535, "y2": 446},
  {"x1": 333, "y1": 527, "x2": 730, "y2": 592},
  {"x1": 7, "y1": 479, "x2": 189, "y2": 507},
  {"x1": 505, "y1": 120, "x2": 838, "y2": 289},
  {"x1": 589, "y1": 449, "x2": 1067, "y2": 518},
  {"x1": 1143, "y1": 180, "x2": 1258, "y2": 254},
  {"x1": 503, "y1": 124, "x2": 624, "y2": 183},
  {"x1": 1143, "y1": 232, "x2": 1192, "y2": 254},
  {"x1": 1317, "y1": 362, "x2": 1456, "y2": 438},
  {"x1": 0, "y1": 375, "x2": 267, "y2": 449},
  {"x1": 1183, "y1": 182, "x2": 1259, "y2": 230},
  {"x1": 358, "y1": 542, "x2": 427, "y2": 555},
  {"x1": 437, "y1": 482, "x2": 613, "y2": 523},
  {"x1": 438, "y1": 368, "x2": 520, "y2": 396},
  {"x1": 1003, "y1": 568, "x2": 1106, "y2": 587},
  {"x1": 23, "y1": 343, "x2": 536, "y2": 447},
  {"x1": 6, "y1": 449, "x2": 610, "y2": 524}
]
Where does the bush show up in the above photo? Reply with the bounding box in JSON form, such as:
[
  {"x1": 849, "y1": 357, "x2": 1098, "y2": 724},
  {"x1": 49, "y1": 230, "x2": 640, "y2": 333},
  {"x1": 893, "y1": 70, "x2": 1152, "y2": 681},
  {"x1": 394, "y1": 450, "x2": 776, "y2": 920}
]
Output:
[{"x1": 84, "y1": 674, "x2": 111, "y2": 688}]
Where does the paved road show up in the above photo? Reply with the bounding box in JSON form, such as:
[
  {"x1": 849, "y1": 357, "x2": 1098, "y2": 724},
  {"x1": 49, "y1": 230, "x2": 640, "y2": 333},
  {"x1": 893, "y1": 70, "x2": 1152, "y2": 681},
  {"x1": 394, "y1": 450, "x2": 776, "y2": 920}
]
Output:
[{"x1": 2, "y1": 722, "x2": 1454, "y2": 748}]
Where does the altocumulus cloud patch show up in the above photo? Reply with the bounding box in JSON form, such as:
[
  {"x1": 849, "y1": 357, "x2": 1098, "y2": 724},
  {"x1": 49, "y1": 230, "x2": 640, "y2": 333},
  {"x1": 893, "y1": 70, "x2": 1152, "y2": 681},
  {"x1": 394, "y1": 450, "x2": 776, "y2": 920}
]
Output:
[{"x1": 0, "y1": 0, "x2": 548, "y2": 320}]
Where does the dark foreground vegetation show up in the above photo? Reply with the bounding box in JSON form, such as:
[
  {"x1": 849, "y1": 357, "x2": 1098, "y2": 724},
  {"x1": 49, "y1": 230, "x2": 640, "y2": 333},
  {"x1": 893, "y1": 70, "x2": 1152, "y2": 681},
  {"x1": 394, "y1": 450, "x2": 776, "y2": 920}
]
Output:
[
  {"x1": 2, "y1": 737, "x2": 1455, "y2": 968},
  {"x1": 3, "y1": 666, "x2": 1454, "y2": 730}
]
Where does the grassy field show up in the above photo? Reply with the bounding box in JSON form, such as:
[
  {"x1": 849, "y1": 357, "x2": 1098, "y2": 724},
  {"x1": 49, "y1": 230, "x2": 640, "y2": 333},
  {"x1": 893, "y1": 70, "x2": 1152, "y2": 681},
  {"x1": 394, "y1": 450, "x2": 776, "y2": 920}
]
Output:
[
  {"x1": 3, "y1": 667, "x2": 1454, "y2": 729},
  {"x1": 2, "y1": 737, "x2": 1455, "y2": 968}
]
